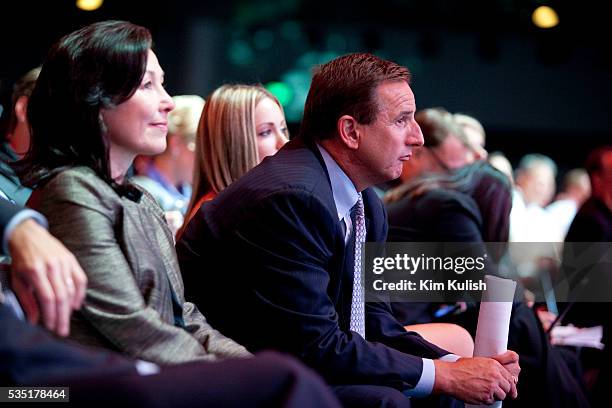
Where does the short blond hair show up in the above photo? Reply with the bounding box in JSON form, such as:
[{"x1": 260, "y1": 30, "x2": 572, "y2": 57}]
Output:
[
  {"x1": 453, "y1": 113, "x2": 485, "y2": 139},
  {"x1": 186, "y1": 84, "x2": 284, "y2": 215},
  {"x1": 168, "y1": 95, "x2": 205, "y2": 145}
]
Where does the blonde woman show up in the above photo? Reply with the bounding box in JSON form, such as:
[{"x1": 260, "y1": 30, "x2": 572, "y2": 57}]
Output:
[{"x1": 180, "y1": 84, "x2": 288, "y2": 231}]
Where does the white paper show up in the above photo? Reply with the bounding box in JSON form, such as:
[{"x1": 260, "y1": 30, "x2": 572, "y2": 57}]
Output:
[
  {"x1": 551, "y1": 325, "x2": 604, "y2": 349},
  {"x1": 466, "y1": 275, "x2": 517, "y2": 408}
]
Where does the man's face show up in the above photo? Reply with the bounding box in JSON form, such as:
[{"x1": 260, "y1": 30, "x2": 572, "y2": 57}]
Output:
[
  {"x1": 431, "y1": 133, "x2": 474, "y2": 170},
  {"x1": 354, "y1": 81, "x2": 424, "y2": 187},
  {"x1": 518, "y1": 164, "x2": 556, "y2": 207},
  {"x1": 593, "y1": 151, "x2": 612, "y2": 198}
]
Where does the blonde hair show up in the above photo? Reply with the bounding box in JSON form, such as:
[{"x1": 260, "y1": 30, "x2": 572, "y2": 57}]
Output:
[
  {"x1": 453, "y1": 113, "x2": 485, "y2": 141},
  {"x1": 168, "y1": 95, "x2": 205, "y2": 145},
  {"x1": 186, "y1": 84, "x2": 284, "y2": 215}
]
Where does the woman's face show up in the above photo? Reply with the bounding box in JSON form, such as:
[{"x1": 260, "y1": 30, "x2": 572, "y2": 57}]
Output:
[
  {"x1": 102, "y1": 50, "x2": 174, "y2": 174},
  {"x1": 254, "y1": 97, "x2": 288, "y2": 161}
]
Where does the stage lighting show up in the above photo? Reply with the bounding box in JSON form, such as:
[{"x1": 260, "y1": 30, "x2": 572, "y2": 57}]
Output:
[
  {"x1": 532, "y1": 5, "x2": 559, "y2": 29},
  {"x1": 76, "y1": 0, "x2": 103, "y2": 12}
]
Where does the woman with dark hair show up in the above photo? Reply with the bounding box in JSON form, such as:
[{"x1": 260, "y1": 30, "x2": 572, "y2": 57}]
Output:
[{"x1": 15, "y1": 20, "x2": 249, "y2": 364}]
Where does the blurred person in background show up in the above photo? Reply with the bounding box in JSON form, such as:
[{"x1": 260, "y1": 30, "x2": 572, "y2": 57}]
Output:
[
  {"x1": 562, "y1": 146, "x2": 612, "y2": 407},
  {"x1": 387, "y1": 123, "x2": 590, "y2": 408},
  {"x1": 545, "y1": 168, "x2": 591, "y2": 242},
  {"x1": 453, "y1": 113, "x2": 487, "y2": 162},
  {"x1": 0, "y1": 67, "x2": 39, "y2": 205},
  {"x1": 399, "y1": 108, "x2": 474, "y2": 182},
  {"x1": 510, "y1": 153, "x2": 558, "y2": 242},
  {"x1": 133, "y1": 95, "x2": 204, "y2": 235},
  {"x1": 488, "y1": 151, "x2": 514, "y2": 184}
]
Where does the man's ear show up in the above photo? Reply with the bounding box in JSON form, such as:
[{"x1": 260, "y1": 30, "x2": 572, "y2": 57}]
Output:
[
  {"x1": 336, "y1": 115, "x2": 360, "y2": 150},
  {"x1": 14, "y1": 96, "x2": 29, "y2": 124}
]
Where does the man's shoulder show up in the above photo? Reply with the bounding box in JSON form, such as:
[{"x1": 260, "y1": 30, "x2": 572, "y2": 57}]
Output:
[
  {"x1": 567, "y1": 197, "x2": 612, "y2": 241},
  {"x1": 205, "y1": 140, "x2": 336, "y2": 226},
  {"x1": 225, "y1": 140, "x2": 330, "y2": 199}
]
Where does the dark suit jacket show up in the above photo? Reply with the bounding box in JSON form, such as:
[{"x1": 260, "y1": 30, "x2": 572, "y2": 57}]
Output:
[{"x1": 177, "y1": 137, "x2": 448, "y2": 390}]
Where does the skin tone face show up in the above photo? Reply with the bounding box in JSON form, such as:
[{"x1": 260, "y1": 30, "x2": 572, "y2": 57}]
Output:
[
  {"x1": 517, "y1": 164, "x2": 556, "y2": 207},
  {"x1": 10, "y1": 95, "x2": 32, "y2": 157},
  {"x1": 399, "y1": 133, "x2": 471, "y2": 182},
  {"x1": 352, "y1": 81, "x2": 424, "y2": 190},
  {"x1": 432, "y1": 133, "x2": 474, "y2": 170},
  {"x1": 593, "y1": 151, "x2": 612, "y2": 209},
  {"x1": 462, "y1": 125, "x2": 487, "y2": 162},
  {"x1": 254, "y1": 97, "x2": 288, "y2": 161},
  {"x1": 102, "y1": 49, "x2": 175, "y2": 180}
]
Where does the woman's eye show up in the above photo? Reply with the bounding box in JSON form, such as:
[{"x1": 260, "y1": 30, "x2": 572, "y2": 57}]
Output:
[
  {"x1": 142, "y1": 81, "x2": 153, "y2": 89},
  {"x1": 258, "y1": 129, "x2": 272, "y2": 137},
  {"x1": 281, "y1": 127, "x2": 289, "y2": 135}
]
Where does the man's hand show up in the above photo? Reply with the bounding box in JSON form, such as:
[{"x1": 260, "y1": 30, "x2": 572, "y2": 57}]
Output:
[
  {"x1": 433, "y1": 351, "x2": 520, "y2": 405},
  {"x1": 8, "y1": 219, "x2": 87, "y2": 336}
]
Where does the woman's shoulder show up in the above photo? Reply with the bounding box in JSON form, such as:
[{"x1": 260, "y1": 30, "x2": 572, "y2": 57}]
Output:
[
  {"x1": 37, "y1": 166, "x2": 121, "y2": 210},
  {"x1": 420, "y1": 188, "x2": 478, "y2": 211},
  {"x1": 43, "y1": 166, "x2": 104, "y2": 187}
]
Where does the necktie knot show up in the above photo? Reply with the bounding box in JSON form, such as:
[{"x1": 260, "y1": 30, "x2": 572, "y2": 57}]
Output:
[{"x1": 351, "y1": 195, "x2": 364, "y2": 221}]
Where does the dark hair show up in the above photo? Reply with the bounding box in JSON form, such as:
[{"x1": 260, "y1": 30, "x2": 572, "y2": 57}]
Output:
[
  {"x1": 6, "y1": 67, "x2": 41, "y2": 135},
  {"x1": 300, "y1": 53, "x2": 410, "y2": 142},
  {"x1": 14, "y1": 20, "x2": 152, "y2": 192},
  {"x1": 584, "y1": 145, "x2": 612, "y2": 179},
  {"x1": 385, "y1": 161, "x2": 512, "y2": 242}
]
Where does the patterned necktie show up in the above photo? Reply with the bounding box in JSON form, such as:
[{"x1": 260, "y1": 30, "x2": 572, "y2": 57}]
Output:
[{"x1": 349, "y1": 194, "x2": 366, "y2": 338}]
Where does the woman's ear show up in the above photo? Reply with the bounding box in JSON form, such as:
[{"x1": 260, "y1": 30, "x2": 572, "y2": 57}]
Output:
[
  {"x1": 14, "y1": 96, "x2": 29, "y2": 124},
  {"x1": 336, "y1": 115, "x2": 360, "y2": 150}
]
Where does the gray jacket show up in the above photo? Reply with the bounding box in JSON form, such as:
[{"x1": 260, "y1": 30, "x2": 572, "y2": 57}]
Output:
[{"x1": 35, "y1": 166, "x2": 249, "y2": 364}]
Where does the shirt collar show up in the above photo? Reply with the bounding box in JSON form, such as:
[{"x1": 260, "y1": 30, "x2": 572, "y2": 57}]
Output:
[
  {"x1": 317, "y1": 143, "x2": 360, "y2": 221},
  {"x1": 145, "y1": 163, "x2": 190, "y2": 199}
]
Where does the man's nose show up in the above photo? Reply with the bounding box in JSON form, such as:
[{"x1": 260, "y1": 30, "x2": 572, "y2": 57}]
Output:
[{"x1": 407, "y1": 121, "x2": 424, "y2": 147}]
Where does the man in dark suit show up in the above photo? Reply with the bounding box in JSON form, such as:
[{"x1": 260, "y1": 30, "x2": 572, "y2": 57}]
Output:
[
  {"x1": 0, "y1": 198, "x2": 341, "y2": 408},
  {"x1": 177, "y1": 53, "x2": 520, "y2": 407},
  {"x1": 564, "y1": 145, "x2": 612, "y2": 407}
]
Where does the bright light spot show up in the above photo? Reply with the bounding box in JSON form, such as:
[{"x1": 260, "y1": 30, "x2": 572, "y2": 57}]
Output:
[
  {"x1": 265, "y1": 82, "x2": 294, "y2": 107},
  {"x1": 76, "y1": 0, "x2": 103, "y2": 11},
  {"x1": 532, "y1": 6, "x2": 559, "y2": 29}
]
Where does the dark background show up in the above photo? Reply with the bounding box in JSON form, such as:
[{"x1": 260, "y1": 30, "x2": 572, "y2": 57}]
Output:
[{"x1": 1, "y1": 0, "x2": 610, "y2": 174}]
